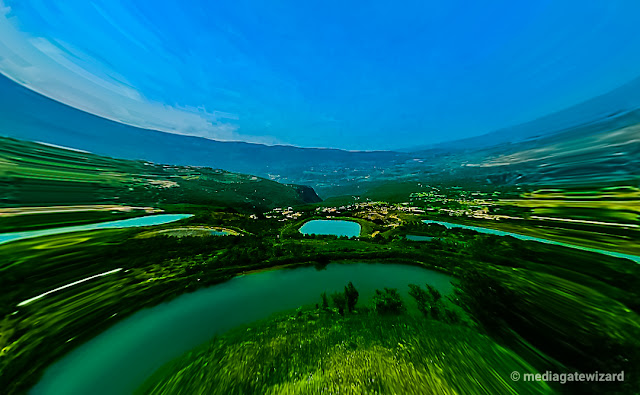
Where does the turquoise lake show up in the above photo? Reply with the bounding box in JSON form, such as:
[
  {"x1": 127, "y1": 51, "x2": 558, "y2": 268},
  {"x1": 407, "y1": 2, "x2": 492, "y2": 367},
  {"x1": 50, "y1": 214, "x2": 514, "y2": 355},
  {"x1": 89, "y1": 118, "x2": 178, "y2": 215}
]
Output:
[
  {"x1": 0, "y1": 214, "x2": 193, "y2": 245},
  {"x1": 406, "y1": 234, "x2": 434, "y2": 241},
  {"x1": 299, "y1": 219, "x2": 361, "y2": 237},
  {"x1": 31, "y1": 262, "x2": 451, "y2": 395},
  {"x1": 422, "y1": 219, "x2": 640, "y2": 263},
  {"x1": 209, "y1": 230, "x2": 231, "y2": 236}
]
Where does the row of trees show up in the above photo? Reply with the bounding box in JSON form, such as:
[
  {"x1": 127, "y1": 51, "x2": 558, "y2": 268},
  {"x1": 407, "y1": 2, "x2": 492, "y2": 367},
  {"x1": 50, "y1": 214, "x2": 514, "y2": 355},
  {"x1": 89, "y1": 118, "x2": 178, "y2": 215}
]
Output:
[
  {"x1": 321, "y1": 282, "x2": 359, "y2": 315},
  {"x1": 317, "y1": 282, "x2": 462, "y2": 323},
  {"x1": 409, "y1": 283, "x2": 461, "y2": 323}
]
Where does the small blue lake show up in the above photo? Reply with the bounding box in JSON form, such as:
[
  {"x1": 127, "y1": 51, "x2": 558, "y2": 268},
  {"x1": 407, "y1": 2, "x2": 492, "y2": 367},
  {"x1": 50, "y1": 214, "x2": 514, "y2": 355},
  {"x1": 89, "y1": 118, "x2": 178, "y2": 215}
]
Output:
[
  {"x1": 299, "y1": 219, "x2": 361, "y2": 237},
  {"x1": 0, "y1": 214, "x2": 193, "y2": 245}
]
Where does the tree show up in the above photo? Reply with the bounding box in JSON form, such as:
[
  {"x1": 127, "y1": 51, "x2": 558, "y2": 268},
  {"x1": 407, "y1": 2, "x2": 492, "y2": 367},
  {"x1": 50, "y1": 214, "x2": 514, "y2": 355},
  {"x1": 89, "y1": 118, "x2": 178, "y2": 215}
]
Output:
[
  {"x1": 331, "y1": 292, "x2": 347, "y2": 315},
  {"x1": 408, "y1": 284, "x2": 430, "y2": 317},
  {"x1": 344, "y1": 282, "x2": 359, "y2": 312},
  {"x1": 409, "y1": 283, "x2": 444, "y2": 319},
  {"x1": 426, "y1": 284, "x2": 442, "y2": 304},
  {"x1": 320, "y1": 292, "x2": 329, "y2": 310},
  {"x1": 372, "y1": 288, "x2": 406, "y2": 315},
  {"x1": 452, "y1": 268, "x2": 515, "y2": 333}
]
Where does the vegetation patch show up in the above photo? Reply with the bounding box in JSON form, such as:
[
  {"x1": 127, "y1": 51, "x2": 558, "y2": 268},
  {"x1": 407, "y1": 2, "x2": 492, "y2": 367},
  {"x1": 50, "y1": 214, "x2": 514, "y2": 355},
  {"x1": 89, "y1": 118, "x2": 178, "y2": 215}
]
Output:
[{"x1": 138, "y1": 284, "x2": 551, "y2": 395}]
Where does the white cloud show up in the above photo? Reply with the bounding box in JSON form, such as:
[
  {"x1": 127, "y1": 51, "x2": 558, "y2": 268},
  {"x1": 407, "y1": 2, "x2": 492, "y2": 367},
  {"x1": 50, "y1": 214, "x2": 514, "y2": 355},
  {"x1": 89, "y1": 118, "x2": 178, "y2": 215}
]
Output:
[
  {"x1": 0, "y1": 2, "x2": 268, "y2": 143},
  {"x1": 0, "y1": 3, "x2": 10, "y2": 17}
]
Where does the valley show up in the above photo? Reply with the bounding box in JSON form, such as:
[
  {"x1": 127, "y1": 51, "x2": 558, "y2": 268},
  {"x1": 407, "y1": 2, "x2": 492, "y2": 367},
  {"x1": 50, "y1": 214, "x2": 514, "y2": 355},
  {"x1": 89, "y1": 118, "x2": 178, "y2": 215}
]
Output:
[
  {"x1": 0, "y1": 133, "x2": 638, "y2": 393},
  {"x1": 2, "y1": 4, "x2": 640, "y2": 393},
  {"x1": 1, "y1": 194, "x2": 639, "y2": 393}
]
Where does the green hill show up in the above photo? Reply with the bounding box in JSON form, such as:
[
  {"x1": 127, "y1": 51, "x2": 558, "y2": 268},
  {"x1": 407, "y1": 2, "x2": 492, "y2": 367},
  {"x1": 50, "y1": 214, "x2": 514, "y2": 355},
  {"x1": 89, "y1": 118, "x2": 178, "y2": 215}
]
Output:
[{"x1": 0, "y1": 136, "x2": 320, "y2": 211}]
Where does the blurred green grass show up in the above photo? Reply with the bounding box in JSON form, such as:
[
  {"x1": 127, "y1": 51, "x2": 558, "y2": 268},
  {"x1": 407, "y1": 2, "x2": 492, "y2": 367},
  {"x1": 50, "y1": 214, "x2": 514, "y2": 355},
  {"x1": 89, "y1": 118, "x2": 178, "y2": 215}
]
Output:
[{"x1": 139, "y1": 310, "x2": 552, "y2": 395}]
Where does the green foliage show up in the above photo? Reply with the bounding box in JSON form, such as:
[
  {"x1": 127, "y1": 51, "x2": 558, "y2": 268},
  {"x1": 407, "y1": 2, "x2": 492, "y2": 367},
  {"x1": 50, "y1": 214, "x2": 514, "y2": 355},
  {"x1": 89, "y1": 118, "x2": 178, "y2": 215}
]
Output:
[
  {"x1": 5, "y1": 196, "x2": 640, "y2": 394},
  {"x1": 323, "y1": 283, "x2": 359, "y2": 315},
  {"x1": 344, "y1": 282, "x2": 359, "y2": 312},
  {"x1": 453, "y1": 268, "x2": 640, "y2": 393},
  {"x1": 409, "y1": 283, "x2": 442, "y2": 319},
  {"x1": 452, "y1": 268, "x2": 515, "y2": 334},
  {"x1": 320, "y1": 292, "x2": 329, "y2": 310},
  {"x1": 372, "y1": 288, "x2": 406, "y2": 315},
  {"x1": 331, "y1": 292, "x2": 347, "y2": 315},
  {"x1": 398, "y1": 221, "x2": 447, "y2": 237},
  {"x1": 441, "y1": 306, "x2": 462, "y2": 325},
  {"x1": 409, "y1": 283, "x2": 462, "y2": 324},
  {"x1": 0, "y1": 136, "x2": 314, "y2": 210},
  {"x1": 138, "y1": 308, "x2": 552, "y2": 395}
]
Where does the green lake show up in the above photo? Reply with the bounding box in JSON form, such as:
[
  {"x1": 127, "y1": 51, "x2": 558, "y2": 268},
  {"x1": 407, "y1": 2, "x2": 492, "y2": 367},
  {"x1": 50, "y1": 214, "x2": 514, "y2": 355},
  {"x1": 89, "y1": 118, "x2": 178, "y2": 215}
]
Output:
[{"x1": 30, "y1": 262, "x2": 451, "y2": 395}]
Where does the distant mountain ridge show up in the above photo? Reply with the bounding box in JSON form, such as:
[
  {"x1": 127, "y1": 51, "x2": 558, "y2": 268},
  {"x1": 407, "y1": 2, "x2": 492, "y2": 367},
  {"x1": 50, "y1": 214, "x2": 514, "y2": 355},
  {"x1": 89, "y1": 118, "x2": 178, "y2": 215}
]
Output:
[
  {"x1": 0, "y1": 73, "x2": 405, "y2": 187},
  {"x1": 2, "y1": 72, "x2": 639, "y2": 195},
  {"x1": 410, "y1": 75, "x2": 640, "y2": 152}
]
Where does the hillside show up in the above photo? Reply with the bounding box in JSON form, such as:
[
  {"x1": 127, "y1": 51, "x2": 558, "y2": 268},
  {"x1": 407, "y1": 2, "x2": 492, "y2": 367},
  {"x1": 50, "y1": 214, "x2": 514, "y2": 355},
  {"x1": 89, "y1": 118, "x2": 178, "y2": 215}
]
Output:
[
  {"x1": 0, "y1": 136, "x2": 320, "y2": 210},
  {"x1": 411, "y1": 75, "x2": 640, "y2": 152}
]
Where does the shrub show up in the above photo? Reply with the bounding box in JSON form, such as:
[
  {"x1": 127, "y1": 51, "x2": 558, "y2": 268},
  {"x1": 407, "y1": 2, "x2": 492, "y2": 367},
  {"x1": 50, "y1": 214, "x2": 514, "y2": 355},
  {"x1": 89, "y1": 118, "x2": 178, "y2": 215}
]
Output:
[
  {"x1": 409, "y1": 283, "x2": 443, "y2": 319},
  {"x1": 442, "y1": 307, "x2": 462, "y2": 324},
  {"x1": 344, "y1": 282, "x2": 359, "y2": 312},
  {"x1": 408, "y1": 283, "x2": 466, "y2": 324},
  {"x1": 320, "y1": 292, "x2": 329, "y2": 310},
  {"x1": 331, "y1": 292, "x2": 347, "y2": 315},
  {"x1": 452, "y1": 268, "x2": 515, "y2": 333},
  {"x1": 372, "y1": 288, "x2": 406, "y2": 315}
]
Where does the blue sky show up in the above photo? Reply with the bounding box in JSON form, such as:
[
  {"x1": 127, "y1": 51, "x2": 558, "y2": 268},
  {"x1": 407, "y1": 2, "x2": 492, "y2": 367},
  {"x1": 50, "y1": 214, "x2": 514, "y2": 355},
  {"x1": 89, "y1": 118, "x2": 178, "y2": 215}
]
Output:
[{"x1": 1, "y1": 1, "x2": 640, "y2": 150}]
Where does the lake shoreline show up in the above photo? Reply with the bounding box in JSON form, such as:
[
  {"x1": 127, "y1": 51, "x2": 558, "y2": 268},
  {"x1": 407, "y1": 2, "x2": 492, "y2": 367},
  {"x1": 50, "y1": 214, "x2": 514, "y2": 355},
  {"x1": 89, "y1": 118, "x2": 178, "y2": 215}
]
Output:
[
  {"x1": 31, "y1": 261, "x2": 454, "y2": 395},
  {"x1": 0, "y1": 214, "x2": 194, "y2": 245},
  {"x1": 422, "y1": 218, "x2": 640, "y2": 263},
  {"x1": 13, "y1": 253, "x2": 452, "y2": 394}
]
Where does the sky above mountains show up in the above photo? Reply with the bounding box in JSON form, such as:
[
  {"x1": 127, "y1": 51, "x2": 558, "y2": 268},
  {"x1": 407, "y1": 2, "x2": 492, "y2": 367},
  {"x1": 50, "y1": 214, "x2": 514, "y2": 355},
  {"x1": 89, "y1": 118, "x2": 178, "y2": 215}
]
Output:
[{"x1": 1, "y1": 1, "x2": 640, "y2": 150}]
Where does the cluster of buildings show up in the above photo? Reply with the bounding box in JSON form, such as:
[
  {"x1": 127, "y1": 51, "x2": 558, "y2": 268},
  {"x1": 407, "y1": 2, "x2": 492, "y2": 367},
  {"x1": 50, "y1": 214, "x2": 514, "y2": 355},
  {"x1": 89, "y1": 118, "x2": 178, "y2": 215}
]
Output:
[
  {"x1": 263, "y1": 207, "x2": 304, "y2": 221},
  {"x1": 261, "y1": 187, "x2": 514, "y2": 225}
]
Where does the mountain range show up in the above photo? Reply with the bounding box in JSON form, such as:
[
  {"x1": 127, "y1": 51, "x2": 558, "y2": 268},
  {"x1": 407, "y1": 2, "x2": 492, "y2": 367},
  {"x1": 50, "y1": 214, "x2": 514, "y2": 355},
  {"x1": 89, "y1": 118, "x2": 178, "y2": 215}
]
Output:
[{"x1": 1, "y1": 72, "x2": 639, "y2": 196}]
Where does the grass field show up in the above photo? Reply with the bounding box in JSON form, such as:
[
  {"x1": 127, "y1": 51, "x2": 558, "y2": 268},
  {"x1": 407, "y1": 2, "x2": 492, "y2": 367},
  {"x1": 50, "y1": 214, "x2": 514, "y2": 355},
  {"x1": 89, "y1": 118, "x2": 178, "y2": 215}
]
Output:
[{"x1": 139, "y1": 309, "x2": 552, "y2": 395}]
